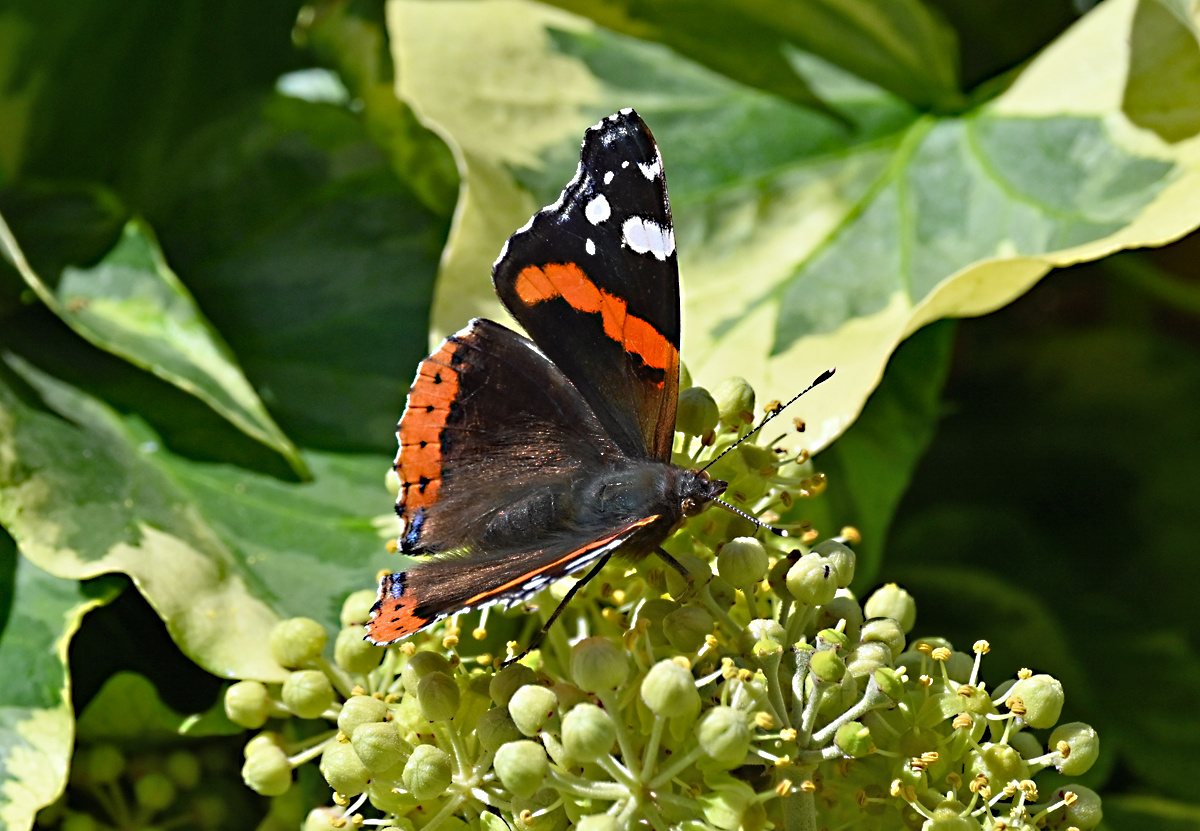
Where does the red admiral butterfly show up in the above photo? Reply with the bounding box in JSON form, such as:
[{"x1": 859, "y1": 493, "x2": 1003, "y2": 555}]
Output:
[{"x1": 368, "y1": 109, "x2": 810, "y2": 650}]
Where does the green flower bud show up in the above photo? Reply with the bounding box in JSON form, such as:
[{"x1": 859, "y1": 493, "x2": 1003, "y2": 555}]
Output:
[
  {"x1": 561, "y1": 704, "x2": 616, "y2": 761},
  {"x1": 845, "y1": 642, "x2": 892, "y2": 679},
  {"x1": 712, "y1": 377, "x2": 755, "y2": 428},
  {"x1": 335, "y1": 626, "x2": 383, "y2": 675},
  {"x1": 922, "y1": 804, "x2": 974, "y2": 831},
  {"x1": 785, "y1": 554, "x2": 838, "y2": 606},
  {"x1": 351, "y1": 722, "x2": 404, "y2": 773},
  {"x1": 834, "y1": 721, "x2": 874, "y2": 758},
  {"x1": 698, "y1": 779, "x2": 756, "y2": 831},
  {"x1": 1049, "y1": 722, "x2": 1099, "y2": 775},
  {"x1": 225, "y1": 681, "x2": 271, "y2": 729},
  {"x1": 814, "y1": 595, "x2": 864, "y2": 643},
  {"x1": 664, "y1": 552, "x2": 709, "y2": 598},
  {"x1": 87, "y1": 745, "x2": 125, "y2": 785},
  {"x1": 244, "y1": 732, "x2": 282, "y2": 758},
  {"x1": 1009, "y1": 730, "x2": 1041, "y2": 761},
  {"x1": 303, "y1": 807, "x2": 343, "y2": 831},
  {"x1": 511, "y1": 788, "x2": 567, "y2": 831},
  {"x1": 319, "y1": 741, "x2": 370, "y2": 797},
  {"x1": 860, "y1": 617, "x2": 906, "y2": 660},
  {"x1": 417, "y1": 671, "x2": 460, "y2": 722},
  {"x1": 966, "y1": 742, "x2": 1029, "y2": 785},
  {"x1": 341, "y1": 590, "x2": 378, "y2": 628},
  {"x1": 708, "y1": 575, "x2": 738, "y2": 610},
  {"x1": 508, "y1": 683, "x2": 558, "y2": 736},
  {"x1": 677, "y1": 387, "x2": 719, "y2": 436},
  {"x1": 493, "y1": 740, "x2": 548, "y2": 798},
  {"x1": 641, "y1": 660, "x2": 700, "y2": 718},
  {"x1": 1051, "y1": 784, "x2": 1102, "y2": 830},
  {"x1": 816, "y1": 628, "x2": 848, "y2": 649},
  {"x1": 1007, "y1": 674, "x2": 1064, "y2": 729},
  {"x1": 716, "y1": 537, "x2": 769, "y2": 589},
  {"x1": 243, "y1": 744, "x2": 293, "y2": 797},
  {"x1": 488, "y1": 662, "x2": 536, "y2": 705},
  {"x1": 812, "y1": 539, "x2": 856, "y2": 587},
  {"x1": 402, "y1": 651, "x2": 453, "y2": 696},
  {"x1": 575, "y1": 815, "x2": 620, "y2": 831},
  {"x1": 696, "y1": 706, "x2": 751, "y2": 767},
  {"x1": 863, "y1": 584, "x2": 916, "y2": 633},
  {"x1": 133, "y1": 773, "x2": 176, "y2": 812},
  {"x1": 569, "y1": 637, "x2": 629, "y2": 692},
  {"x1": 282, "y1": 670, "x2": 334, "y2": 719},
  {"x1": 663, "y1": 606, "x2": 714, "y2": 652},
  {"x1": 746, "y1": 618, "x2": 786, "y2": 643},
  {"x1": 402, "y1": 744, "x2": 452, "y2": 800},
  {"x1": 809, "y1": 650, "x2": 846, "y2": 683},
  {"x1": 164, "y1": 751, "x2": 200, "y2": 790},
  {"x1": 337, "y1": 694, "x2": 389, "y2": 736},
  {"x1": 753, "y1": 638, "x2": 783, "y2": 662},
  {"x1": 269, "y1": 618, "x2": 328, "y2": 668},
  {"x1": 477, "y1": 706, "x2": 523, "y2": 752}
]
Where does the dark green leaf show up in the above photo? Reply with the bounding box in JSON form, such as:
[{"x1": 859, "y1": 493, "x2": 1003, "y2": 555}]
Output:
[{"x1": 75, "y1": 671, "x2": 240, "y2": 742}]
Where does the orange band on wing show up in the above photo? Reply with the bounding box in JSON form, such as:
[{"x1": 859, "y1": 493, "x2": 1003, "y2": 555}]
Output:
[
  {"x1": 514, "y1": 263, "x2": 674, "y2": 373},
  {"x1": 463, "y1": 514, "x2": 660, "y2": 606},
  {"x1": 395, "y1": 339, "x2": 464, "y2": 513}
]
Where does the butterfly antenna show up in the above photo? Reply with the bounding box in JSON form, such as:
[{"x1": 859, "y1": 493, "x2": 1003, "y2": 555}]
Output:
[
  {"x1": 712, "y1": 500, "x2": 790, "y2": 537},
  {"x1": 700, "y1": 368, "x2": 835, "y2": 474}
]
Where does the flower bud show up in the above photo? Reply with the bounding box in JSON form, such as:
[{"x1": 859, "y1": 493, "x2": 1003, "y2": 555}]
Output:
[
  {"x1": 320, "y1": 741, "x2": 370, "y2": 796},
  {"x1": 417, "y1": 671, "x2": 460, "y2": 722},
  {"x1": 1049, "y1": 722, "x2": 1099, "y2": 775},
  {"x1": 488, "y1": 662, "x2": 535, "y2": 704},
  {"x1": 698, "y1": 779, "x2": 756, "y2": 831},
  {"x1": 165, "y1": 751, "x2": 201, "y2": 790},
  {"x1": 337, "y1": 694, "x2": 389, "y2": 736},
  {"x1": 511, "y1": 788, "x2": 566, "y2": 831},
  {"x1": 341, "y1": 590, "x2": 378, "y2": 628},
  {"x1": 243, "y1": 744, "x2": 292, "y2": 796},
  {"x1": 814, "y1": 595, "x2": 864, "y2": 643},
  {"x1": 809, "y1": 649, "x2": 846, "y2": 683},
  {"x1": 351, "y1": 722, "x2": 404, "y2": 773},
  {"x1": 561, "y1": 704, "x2": 616, "y2": 761},
  {"x1": 569, "y1": 637, "x2": 628, "y2": 692},
  {"x1": 845, "y1": 642, "x2": 891, "y2": 679},
  {"x1": 508, "y1": 684, "x2": 557, "y2": 736},
  {"x1": 1051, "y1": 784, "x2": 1102, "y2": 830},
  {"x1": 225, "y1": 681, "x2": 271, "y2": 729},
  {"x1": 965, "y1": 742, "x2": 1029, "y2": 785},
  {"x1": 641, "y1": 660, "x2": 700, "y2": 718},
  {"x1": 811, "y1": 539, "x2": 855, "y2": 587},
  {"x1": 834, "y1": 722, "x2": 873, "y2": 758},
  {"x1": 873, "y1": 667, "x2": 905, "y2": 701},
  {"x1": 402, "y1": 744, "x2": 452, "y2": 800},
  {"x1": 1007, "y1": 674, "x2": 1064, "y2": 728},
  {"x1": 860, "y1": 617, "x2": 906, "y2": 660},
  {"x1": 712, "y1": 377, "x2": 755, "y2": 428},
  {"x1": 863, "y1": 584, "x2": 916, "y2": 632},
  {"x1": 746, "y1": 618, "x2": 786, "y2": 643},
  {"x1": 244, "y1": 732, "x2": 282, "y2": 758},
  {"x1": 923, "y1": 805, "x2": 974, "y2": 831},
  {"x1": 282, "y1": 670, "x2": 334, "y2": 719},
  {"x1": 493, "y1": 740, "x2": 548, "y2": 798},
  {"x1": 753, "y1": 639, "x2": 783, "y2": 663},
  {"x1": 335, "y1": 626, "x2": 382, "y2": 674},
  {"x1": 1009, "y1": 730, "x2": 1041, "y2": 761},
  {"x1": 477, "y1": 706, "x2": 524, "y2": 752},
  {"x1": 87, "y1": 745, "x2": 125, "y2": 785},
  {"x1": 134, "y1": 773, "x2": 176, "y2": 811},
  {"x1": 663, "y1": 606, "x2": 714, "y2": 652},
  {"x1": 696, "y1": 707, "x2": 750, "y2": 767},
  {"x1": 576, "y1": 815, "x2": 620, "y2": 831},
  {"x1": 677, "y1": 386, "x2": 719, "y2": 436},
  {"x1": 785, "y1": 554, "x2": 838, "y2": 606},
  {"x1": 269, "y1": 618, "x2": 328, "y2": 668},
  {"x1": 717, "y1": 537, "x2": 768, "y2": 589},
  {"x1": 303, "y1": 807, "x2": 343, "y2": 831}
]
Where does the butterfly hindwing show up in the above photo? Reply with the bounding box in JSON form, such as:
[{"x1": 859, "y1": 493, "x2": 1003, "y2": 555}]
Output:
[{"x1": 493, "y1": 109, "x2": 680, "y2": 463}]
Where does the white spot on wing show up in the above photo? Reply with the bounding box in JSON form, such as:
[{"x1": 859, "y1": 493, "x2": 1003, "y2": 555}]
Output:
[
  {"x1": 586, "y1": 238, "x2": 596, "y2": 256},
  {"x1": 622, "y1": 216, "x2": 674, "y2": 261},
  {"x1": 622, "y1": 161, "x2": 629, "y2": 169},
  {"x1": 604, "y1": 170, "x2": 614, "y2": 185},
  {"x1": 620, "y1": 107, "x2": 633, "y2": 115},
  {"x1": 638, "y1": 157, "x2": 662, "y2": 180},
  {"x1": 585, "y1": 194, "x2": 611, "y2": 225}
]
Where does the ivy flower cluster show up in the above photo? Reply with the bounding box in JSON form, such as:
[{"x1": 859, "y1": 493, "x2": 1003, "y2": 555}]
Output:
[{"x1": 225, "y1": 377, "x2": 1101, "y2": 831}]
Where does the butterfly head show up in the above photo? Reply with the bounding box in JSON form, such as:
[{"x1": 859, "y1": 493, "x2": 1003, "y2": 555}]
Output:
[{"x1": 679, "y1": 468, "x2": 727, "y2": 517}]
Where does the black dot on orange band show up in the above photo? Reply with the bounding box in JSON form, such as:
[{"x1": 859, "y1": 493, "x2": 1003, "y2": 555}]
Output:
[
  {"x1": 426, "y1": 405, "x2": 435, "y2": 412},
  {"x1": 433, "y1": 373, "x2": 442, "y2": 384}
]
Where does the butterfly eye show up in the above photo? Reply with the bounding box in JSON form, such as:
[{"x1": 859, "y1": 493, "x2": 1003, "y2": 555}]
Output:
[{"x1": 681, "y1": 497, "x2": 700, "y2": 516}]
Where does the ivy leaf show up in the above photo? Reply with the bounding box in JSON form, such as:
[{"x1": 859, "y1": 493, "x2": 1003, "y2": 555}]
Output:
[
  {"x1": 0, "y1": 215, "x2": 308, "y2": 478},
  {"x1": 0, "y1": 356, "x2": 395, "y2": 682},
  {"x1": 387, "y1": 0, "x2": 1200, "y2": 458},
  {"x1": 0, "y1": 548, "x2": 119, "y2": 831}
]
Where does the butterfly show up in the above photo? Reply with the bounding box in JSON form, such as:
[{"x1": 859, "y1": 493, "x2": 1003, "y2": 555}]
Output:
[{"x1": 367, "y1": 109, "x2": 739, "y2": 649}]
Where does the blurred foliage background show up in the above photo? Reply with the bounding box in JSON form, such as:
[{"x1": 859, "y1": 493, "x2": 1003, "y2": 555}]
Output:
[{"x1": 2, "y1": 0, "x2": 1200, "y2": 829}]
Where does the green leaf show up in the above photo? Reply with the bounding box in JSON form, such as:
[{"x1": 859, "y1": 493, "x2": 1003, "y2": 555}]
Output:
[
  {"x1": 0, "y1": 550, "x2": 118, "y2": 831},
  {"x1": 1124, "y1": 0, "x2": 1200, "y2": 142},
  {"x1": 807, "y1": 319, "x2": 956, "y2": 588},
  {"x1": 0, "y1": 356, "x2": 397, "y2": 682},
  {"x1": 538, "y1": 0, "x2": 964, "y2": 112},
  {"x1": 76, "y1": 671, "x2": 241, "y2": 742},
  {"x1": 388, "y1": 0, "x2": 1200, "y2": 459},
  {"x1": 0, "y1": 215, "x2": 308, "y2": 478},
  {"x1": 1104, "y1": 794, "x2": 1200, "y2": 830}
]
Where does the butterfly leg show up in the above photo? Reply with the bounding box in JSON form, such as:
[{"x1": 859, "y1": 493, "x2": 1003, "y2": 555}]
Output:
[
  {"x1": 655, "y1": 547, "x2": 696, "y2": 598},
  {"x1": 503, "y1": 552, "x2": 615, "y2": 667}
]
